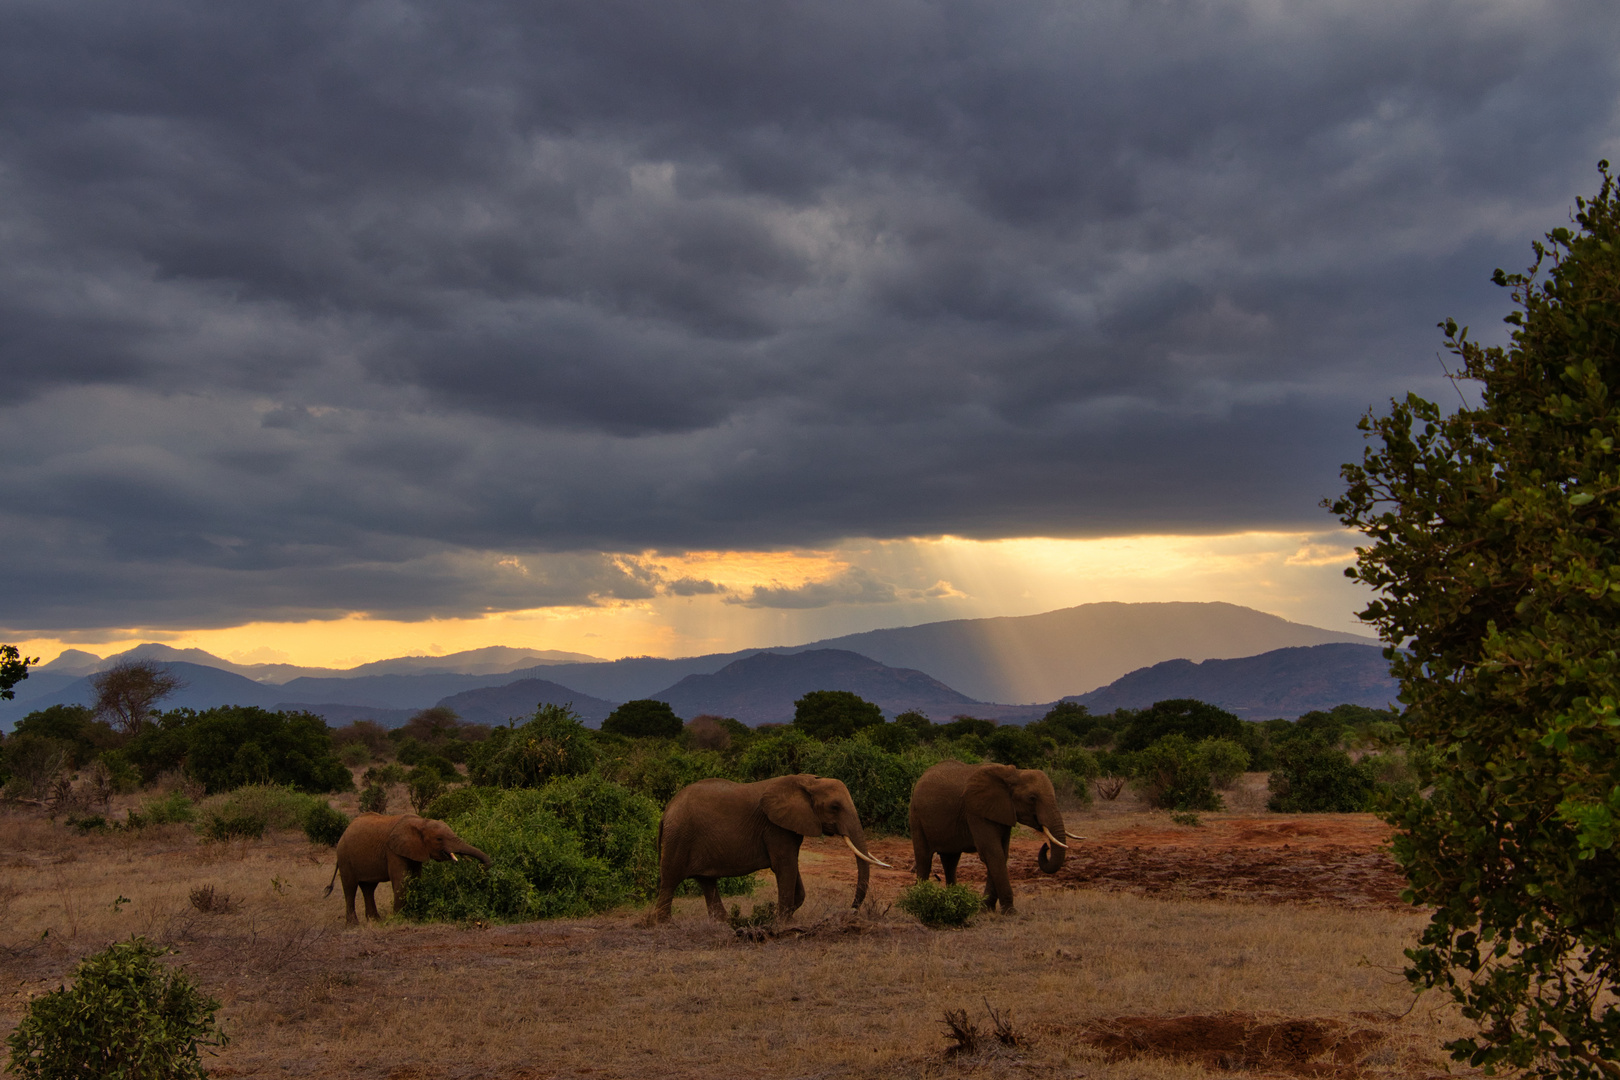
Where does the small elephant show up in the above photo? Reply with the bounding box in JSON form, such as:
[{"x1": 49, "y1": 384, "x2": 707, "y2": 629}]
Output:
[
  {"x1": 324, "y1": 812, "x2": 491, "y2": 925},
  {"x1": 654, "y1": 774, "x2": 891, "y2": 923},
  {"x1": 909, "y1": 761, "x2": 1081, "y2": 913}
]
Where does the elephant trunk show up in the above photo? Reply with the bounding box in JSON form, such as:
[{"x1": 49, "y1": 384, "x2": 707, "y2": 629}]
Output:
[
  {"x1": 847, "y1": 824, "x2": 873, "y2": 909},
  {"x1": 449, "y1": 841, "x2": 492, "y2": 867},
  {"x1": 1035, "y1": 812, "x2": 1068, "y2": 875}
]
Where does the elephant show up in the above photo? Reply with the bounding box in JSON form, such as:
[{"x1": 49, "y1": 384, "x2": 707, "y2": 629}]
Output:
[
  {"x1": 653, "y1": 774, "x2": 891, "y2": 923},
  {"x1": 324, "y1": 813, "x2": 491, "y2": 925},
  {"x1": 908, "y1": 761, "x2": 1082, "y2": 913}
]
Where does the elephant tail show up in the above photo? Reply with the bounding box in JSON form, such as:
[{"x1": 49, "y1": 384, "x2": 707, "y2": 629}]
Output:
[{"x1": 323, "y1": 862, "x2": 339, "y2": 898}]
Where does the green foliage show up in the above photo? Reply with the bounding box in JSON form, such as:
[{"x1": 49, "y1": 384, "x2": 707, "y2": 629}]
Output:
[
  {"x1": 727, "y1": 900, "x2": 776, "y2": 929},
  {"x1": 602, "y1": 699, "x2": 684, "y2": 739},
  {"x1": 195, "y1": 784, "x2": 332, "y2": 841},
  {"x1": 4, "y1": 937, "x2": 226, "y2": 1080},
  {"x1": 134, "y1": 790, "x2": 195, "y2": 826},
  {"x1": 1, "y1": 734, "x2": 70, "y2": 800},
  {"x1": 892, "y1": 710, "x2": 935, "y2": 741},
  {"x1": 467, "y1": 705, "x2": 596, "y2": 788},
  {"x1": 1266, "y1": 740, "x2": 1377, "y2": 813},
  {"x1": 986, "y1": 725, "x2": 1044, "y2": 768},
  {"x1": 401, "y1": 780, "x2": 659, "y2": 922},
  {"x1": 896, "y1": 880, "x2": 982, "y2": 927},
  {"x1": 806, "y1": 740, "x2": 936, "y2": 834},
  {"x1": 1117, "y1": 699, "x2": 1244, "y2": 753},
  {"x1": 424, "y1": 786, "x2": 492, "y2": 822},
  {"x1": 0, "y1": 644, "x2": 35, "y2": 701},
  {"x1": 1130, "y1": 735, "x2": 1222, "y2": 812},
  {"x1": 362, "y1": 763, "x2": 408, "y2": 787},
  {"x1": 14, "y1": 705, "x2": 121, "y2": 771},
  {"x1": 791, "y1": 690, "x2": 884, "y2": 741},
  {"x1": 736, "y1": 728, "x2": 822, "y2": 781},
  {"x1": 336, "y1": 742, "x2": 371, "y2": 767},
  {"x1": 124, "y1": 706, "x2": 352, "y2": 794},
  {"x1": 1330, "y1": 164, "x2": 1620, "y2": 1076},
  {"x1": 358, "y1": 785, "x2": 389, "y2": 814},
  {"x1": 1169, "y1": 811, "x2": 1203, "y2": 827},
  {"x1": 407, "y1": 770, "x2": 446, "y2": 813},
  {"x1": 937, "y1": 716, "x2": 995, "y2": 741},
  {"x1": 613, "y1": 744, "x2": 731, "y2": 805},
  {"x1": 859, "y1": 721, "x2": 918, "y2": 753},
  {"x1": 1199, "y1": 738, "x2": 1250, "y2": 788},
  {"x1": 302, "y1": 803, "x2": 350, "y2": 846}
]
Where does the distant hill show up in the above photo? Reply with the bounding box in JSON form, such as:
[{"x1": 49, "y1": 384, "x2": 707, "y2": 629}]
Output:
[
  {"x1": 647, "y1": 649, "x2": 983, "y2": 726},
  {"x1": 436, "y1": 679, "x2": 617, "y2": 727},
  {"x1": 1069, "y1": 643, "x2": 1398, "y2": 719},
  {"x1": 776, "y1": 601, "x2": 1373, "y2": 704},
  {"x1": 34, "y1": 643, "x2": 604, "y2": 685}
]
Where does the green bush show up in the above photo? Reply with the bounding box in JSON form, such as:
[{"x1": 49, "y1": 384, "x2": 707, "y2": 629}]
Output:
[
  {"x1": 401, "y1": 781, "x2": 655, "y2": 923},
  {"x1": 614, "y1": 745, "x2": 731, "y2": 805},
  {"x1": 1052, "y1": 746, "x2": 1101, "y2": 780},
  {"x1": 196, "y1": 784, "x2": 329, "y2": 840},
  {"x1": 1131, "y1": 735, "x2": 1222, "y2": 812},
  {"x1": 125, "y1": 706, "x2": 352, "y2": 794},
  {"x1": 792, "y1": 690, "x2": 884, "y2": 741},
  {"x1": 408, "y1": 771, "x2": 446, "y2": 813},
  {"x1": 134, "y1": 790, "x2": 194, "y2": 825},
  {"x1": 413, "y1": 755, "x2": 461, "y2": 783},
  {"x1": 736, "y1": 729, "x2": 823, "y2": 781},
  {"x1": 1199, "y1": 738, "x2": 1251, "y2": 788},
  {"x1": 1266, "y1": 740, "x2": 1377, "y2": 813},
  {"x1": 467, "y1": 705, "x2": 596, "y2": 788},
  {"x1": 303, "y1": 803, "x2": 350, "y2": 846},
  {"x1": 805, "y1": 740, "x2": 935, "y2": 834},
  {"x1": 1117, "y1": 699, "x2": 1245, "y2": 753},
  {"x1": 859, "y1": 722, "x2": 919, "y2": 753},
  {"x1": 362, "y1": 763, "x2": 408, "y2": 787},
  {"x1": 896, "y1": 880, "x2": 982, "y2": 927},
  {"x1": 358, "y1": 784, "x2": 389, "y2": 814},
  {"x1": 602, "y1": 699, "x2": 684, "y2": 739},
  {"x1": 4, "y1": 937, "x2": 227, "y2": 1080},
  {"x1": 337, "y1": 742, "x2": 371, "y2": 767},
  {"x1": 424, "y1": 786, "x2": 492, "y2": 822}
]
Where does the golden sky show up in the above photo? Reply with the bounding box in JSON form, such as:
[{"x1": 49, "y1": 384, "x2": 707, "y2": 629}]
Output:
[{"x1": 11, "y1": 529, "x2": 1371, "y2": 668}]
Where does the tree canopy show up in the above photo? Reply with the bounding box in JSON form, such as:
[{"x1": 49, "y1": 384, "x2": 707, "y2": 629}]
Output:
[
  {"x1": 91, "y1": 661, "x2": 183, "y2": 736},
  {"x1": 791, "y1": 690, "x2": 884, "y2": 741},
  {"x1": 1332, "y1": 163, "x2": 1620, "y2": 1078},
  {"x1": 601, "y1": 699, "x2": 683, "y2": 739},
  {"x1": 0, "y1": 645, "x2": 35, "y2": 700}
]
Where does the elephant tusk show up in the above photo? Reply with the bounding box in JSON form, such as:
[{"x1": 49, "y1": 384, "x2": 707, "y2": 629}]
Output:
[
  {"x1": 1041, "y1": 827, "x2": 1068, "y2": 850},
  {"x1": 843, "y1": 834, "x2": 892, "y2": 869},
  {"x1": 449, "y1": 852, "x2": 459, "y2": 862},
  {"x1": 1066, "y1": 831, "x2": 1088, "y2": 841}
]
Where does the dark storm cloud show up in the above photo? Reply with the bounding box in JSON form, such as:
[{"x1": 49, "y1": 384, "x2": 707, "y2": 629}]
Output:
[{"x1": 0, "y1": 0, "x2": 1616, "y2": 630}]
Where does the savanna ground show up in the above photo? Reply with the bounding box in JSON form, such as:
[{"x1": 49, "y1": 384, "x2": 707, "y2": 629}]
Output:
[{"x1": 0, "y1": 775, "x2": 1477, "y2": 1079}]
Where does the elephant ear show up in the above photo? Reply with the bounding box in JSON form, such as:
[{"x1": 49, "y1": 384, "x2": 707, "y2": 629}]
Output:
[
  {"x1": 761, "y1": 778, "x2": 822, "y2": 837},
  {"x1": 963, "y1": 765, "x2": 1018, "y2": 826},
  {"x1": 386, "y1": 816, "x2": 434, "y2": 862}
]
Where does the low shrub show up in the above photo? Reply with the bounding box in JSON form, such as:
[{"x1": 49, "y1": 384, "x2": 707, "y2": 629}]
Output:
[
  {"x1": 135, "y1": 790, "x2": 194, "y2": 825},
  {"x1": 358, "y1": 785, "x2": 389, "y2": 814},
  {"x1": 467, "y1": 705, "x2": 596, "y2": 788},
  {"x1": 1130, "y1": 735, "x2": 1222, "y2": 812},
  {"x1": 362, "y1": 763, "x2": 408, "y2": 787},
  {"x1": 735, "y1": 728, "x2": 823, "y2": 781},
  {"x1": 336, "y1": 742, "x2": 371, "y2": 767},
  {"x1": 196, "y1": 784, "x2": 330, "y2": 841},
  {"x1": 1199, "y1": 738, "x2": 1250, "y2": 789},
  {"x1": 896, "y1": 880, "x2": 982, "y2": 927},
  {"x1": 613, "y1": 745, "x2": 731, "y2": 805},
  {"x1": 303, "y1": 803, "x2": 350, "y2": 846},
  {"x1": 67, "y1": 814, "x2": 108, "y2": 834},
  {"x1": 3, "y1": 937, "x2": 227, "y2": 1080},
  {"x1": 408, "y1": 771, "x2": 446, "y2": 813},
  {"x1": 805, "y1": 741, "x2": 938, "y2": 834},
  {"x1": 1267, "y1": 740, "x2": 1377, "y2": 813}
]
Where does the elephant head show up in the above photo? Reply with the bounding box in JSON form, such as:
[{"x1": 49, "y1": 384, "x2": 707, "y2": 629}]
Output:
[
  {"x1": 762, "y1": 775, "x2": 887, "y2": 907},
  {"x1": 387, "y1": 815, "x2": 492, "y2": 868},
  {"x1": 964, "y1": 765, "x2": 1069, "y2": 874}
]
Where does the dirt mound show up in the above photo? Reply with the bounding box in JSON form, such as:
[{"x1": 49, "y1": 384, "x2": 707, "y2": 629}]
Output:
[{"x1": 1076, "y1": 1012, "x2": 1386, "y2": 1076}]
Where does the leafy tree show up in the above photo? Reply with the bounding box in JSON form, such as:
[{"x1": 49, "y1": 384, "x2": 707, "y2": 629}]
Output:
[
  {"x1": 124, "y1": 706, "x2": 352, "y2": 793},
  {"x1": 90, "y1": 661, "x2": 183, "y2": 737},
  {"x1": 468, "y1": 704, "x2": 596, "y2": 787},
  {"x1": 1331, "y1": 164, "x2": 1620, "y2": 1078},
  {"x1": 1129, "y1": 734, "x2": 1222, "y2": 811},
  {"x1": 602, "y1": 699, "x2": 684, "y2": 739},
  {"x1": 791, "y1": 690, "x2": 883, "y2": 740},
  {"x1": 13, "y1": 705, "x2": 121, "y2": 770},
  {"x1": 986, "y1": 725, "x2": 1044, "y2": 768},
  {"x1": 1027, "y1": 701, "x2": 1092, "y2": 744},
  {"x1": 892, "y1": 710, "x2": 936, "y2": 741},
  {"x1": 937, "y1": 715, "x2": 995, "y2": 741},
  {"x1": 1117, "y1": 698, "x2": 1243, "y2": 753},
  {"x1": 1, "y1": 644, "x2": 36, "y2": 700},
  {"x1": 1266, "y1": 739, "x2": 1375, "y2": 812}
]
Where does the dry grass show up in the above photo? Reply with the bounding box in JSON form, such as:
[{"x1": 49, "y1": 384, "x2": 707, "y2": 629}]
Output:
[{"x1": 0, "y1": 804, "x2": 1479, "y2": 1079}]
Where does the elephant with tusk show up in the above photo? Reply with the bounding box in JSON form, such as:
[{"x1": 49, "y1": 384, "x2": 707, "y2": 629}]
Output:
[
  {"x1": 325, "y1": 812, "x2": 491, "y2": 925},
  {"x1": 653, "y1": 774, "x2": 890, "y2": 923},
  {"x1": 908, "y1": 761, "x2": 1080, "y2": 914}
]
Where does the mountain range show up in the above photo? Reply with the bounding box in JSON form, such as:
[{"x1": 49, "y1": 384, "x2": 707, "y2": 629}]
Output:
[{"x1": 1, "y1": 601, "x2": 1385, "y2": 729}]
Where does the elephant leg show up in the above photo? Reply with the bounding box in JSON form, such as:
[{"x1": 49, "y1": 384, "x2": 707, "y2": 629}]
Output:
[
  {"x1": 653, "y1": 879, "x2": 677, "y2": 923},
  {"x1": 912, "y1": 833, "x2": 933, "y2": 881},
  {"x1": 696, "y1": 877, "x2": 726, "y2": 921},
  {"x1": 939, "y1": 852, "x2": 962, "y2": 885},
  {"x1": 767, "y1": 833, "x2": 805, "y2": 918},
  {"x1": 969, "y1": 821, "x2": 1017, "y2": 912},
  {"x1": 342, "y1": 878, "x2": 360, "y2": 926},
  {"x1": 359, "y1": 881, "x2": 381, "y2": 922}
]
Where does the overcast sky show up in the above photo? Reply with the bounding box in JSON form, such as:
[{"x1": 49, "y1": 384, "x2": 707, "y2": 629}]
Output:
[{"x1": 2, "y1": 0, "x2": 1617, "y2": 651}]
